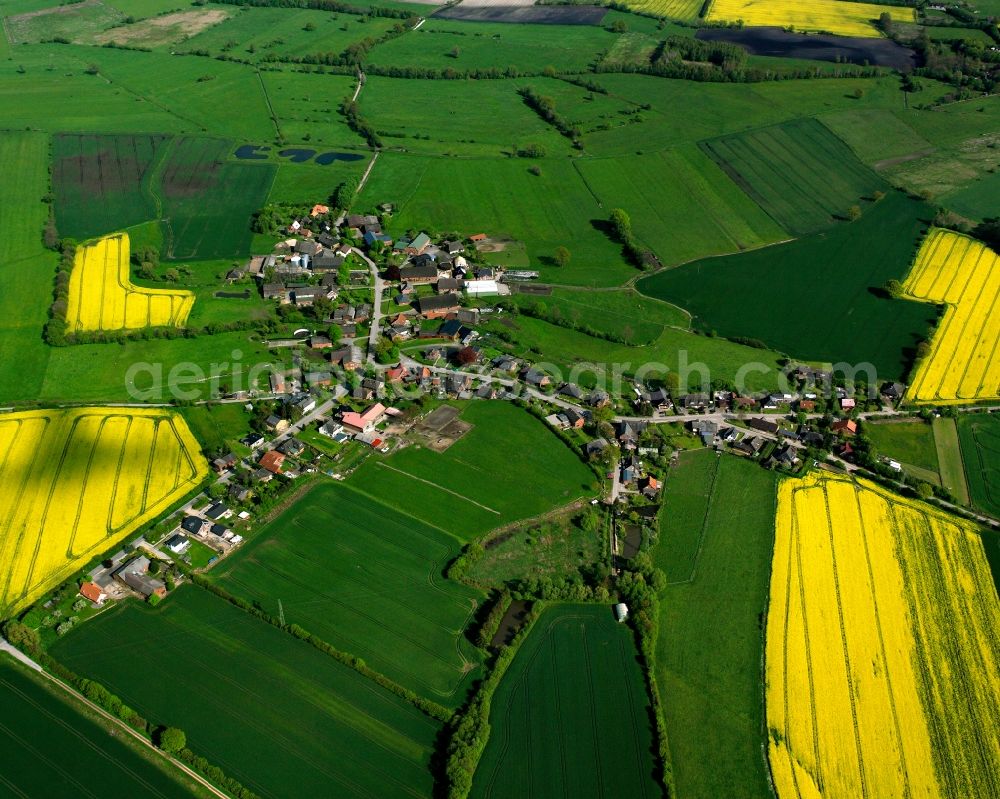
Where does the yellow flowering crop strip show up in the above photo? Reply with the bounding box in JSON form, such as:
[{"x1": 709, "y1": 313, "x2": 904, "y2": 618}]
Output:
[
  {"x1": 902, "y1": 228, "x2": 1000, "y2": 404},
  {"x1": 766, "y1": 471, "x2": 1000, "y2": 799},
  {"x1": 0, "y1": 408, "x2": 208, "y2": 617},
  {"x1": 618, "y1": 0, "x2": 703, "y2": 21},
  {"x1": 66, "y1": 232, "x2": 195, "y2": 333},
  {"x1": 705, "y1": 0, "x2": 916, "y2": 38}
]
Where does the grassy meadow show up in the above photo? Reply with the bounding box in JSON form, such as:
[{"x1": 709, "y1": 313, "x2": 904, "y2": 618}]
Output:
[
  {"x1": 0, "y1": 657, "x2": 209, "y2": 798},
  {"x1": 636, "y1": 193, "x2": 937, "y2": 379},
  {"x1": 700, "y1": 117, "x2": 887, "y2": 235},
  {"x1": 655, "y1": 452, "x2": 777, "y2": 799},
  {"x1": 348, "y1": 402, "x2": 596, "y2": 539},
  {"x1": 864, "y1": 419, "x2": 940, "y2": 473},
  {"x1": 957, "y1": 413, "x2": 1000, "y2": 518},
  {"x1": 211, "y1": 481, "x2": 484, "y2": 706},
  {"x1": 51, "y1": 585, "x2": 440, "y2": 799},
  {"x1": 506, "y1": 287, "x2": 690, "y2": 346},
  {"x1": 481, "y1": 313, "x2": 791, "y2": 392},
  {"x1": 576, "y1": 144, "x2": 787, "y2": 265},
  {"x1": 359, "y1": 153, "x2": 636, "y2": 287},
  {"x1": 368, "y1": 19, "x2": 619, "y2": 73},
  {"x1": 0, "y1": 131, "x2": 54, "y2": 401},
  {"x1": 470, "y1": 604, "x2": 660, "y2": 799}
]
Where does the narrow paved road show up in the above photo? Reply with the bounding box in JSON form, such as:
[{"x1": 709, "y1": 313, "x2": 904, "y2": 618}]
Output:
[{"x1": 350, "y1": 246, "x2": 383, "y2": 364}]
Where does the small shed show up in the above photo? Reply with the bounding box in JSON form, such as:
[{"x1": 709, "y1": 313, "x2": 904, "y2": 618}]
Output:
[{"x1": 613, "y1": 603, "x2": 629, "y2": 623}]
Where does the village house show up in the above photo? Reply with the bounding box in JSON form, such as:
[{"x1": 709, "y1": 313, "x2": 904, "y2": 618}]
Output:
[
  {"x1": 114, "y1": 556, "x2": 166, "y2": 600},
  {"x1": 417, "y1": 293, "x2": 461, "y2": 319},
  {"x1": 405, "y1": 232, "x2": 432, "y2": 255},
  {"x1": 265, "y1": 414, "x2": 290, "y2": 434},
  {"x1": 747, "y1": 417, "x2": 780, "y2": 435},
  {"x1": 259, "y1": 450, "x2": 286, "y2": 475},
  {"x1": 831, "y1": 419, "x2": 858, "y2": 437},
  {"x1": 205, "y1": 502, "x2": 232, "y2": 521},
  {"x1": 213, "y1": 453, "x2": 237, "y2": 474},
  {"x1": 341, "y1": 402, "x2": 387, "y2": 434},
  {"x1": 166, "y1": 534, "x2": 190, "y2": 555},
  {"x1": 78, "y1": 581, "x2": 107, "y2": 606}
]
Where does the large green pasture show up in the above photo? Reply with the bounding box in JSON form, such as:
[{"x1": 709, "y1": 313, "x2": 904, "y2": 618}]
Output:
[
  {"x1": 178, "y1": 402, "x2": 253, "y2": 454},
  {"x1": 819, "y1": 108, "x2": 934, "y2": 166},
  {"x1": 359, "y1": 152, "x2": 635, "y2": 287},
  {"x1": 952, "y1": 417, "x2": 989, "y2": 500},
  {"x1": 53, "y1": 133, "x2": 167, "y2": 240},
  {"x1": 51, "y1": 585, "x2": 440, "y2": 799},
  {"x1": 360, "y1": 76, "x2": 568, "y2": 156},
  {"x1": 159, "y1": 137, "x2": 275, "y2": 260},
  {"x1": 470, "y1": 604, "x2": 660, "y2": 799},
  {"x1": 507, "y1": 287, "x2": 689, "y2": 346},
  {"x1": 636, "y1": 193, "x2": 937, "y2": 379},
  {"x1": 258, "y1": 70, "x2": 370, "y2": 147},
  {"x1": 484, "y1": 307, "x2": 792, "y2": 393},
  {"x1": 0, "y1": 131, "x2": 53, "y2": 402},
  {"x1": 211, "y1": 481, "x2": 484, "y2": 706},
  {"x1": 348, "y1": 402, "x2": 596, "y2": 539},
  {"x1": 577, "y1": 144, "x2": 786, "y2": 265},
  {"x1": 700, "y1": 117, "x2": 886, "y2": 235},
  {"x1": 0, "y1": 657, "x2": 207, "y2": 798},
  {"x1": 655, "y1": 453, "x2": 777, "y2": 799},
  {"x1": 180, "y1": 7, "x2": 402, "y2": 62},
  {"x1": 582, "y1": 73, "x2": 941, "y2": 156},
  {"x1": 368, "y1": 19, "x2": 618, "y2": 73},
  {"x1": 864, "y1": 419, "x2": 939, "y2": 473},
  {"x1": 653, "y1": 449, "x2": 720, "y2": 583}
]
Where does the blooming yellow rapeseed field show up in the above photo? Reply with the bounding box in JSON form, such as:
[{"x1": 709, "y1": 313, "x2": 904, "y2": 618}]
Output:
[
  {"x1": 767, "y1": 471, "x2": 1000, "y2": 799},
  {"x1": 0, "y1": 408, "x2": 208, "y2": 616},
  {"x1": 619, "y1": 0, "x2": 703, "y2": 21},
  {"x1": 705, "y1": 0, "x2": 916, "y2": 37},
  {"x1": 903, "y1": 228, "x2": 1000, "y2": 404},
  {"x1": 66, "y1": 233, "x2": 195, "y2": 333}
]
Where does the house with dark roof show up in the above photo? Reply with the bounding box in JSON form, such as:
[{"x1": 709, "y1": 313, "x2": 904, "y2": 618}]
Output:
[{"x1": 417, "y1": 293, "x2": 461, "y2": 319}]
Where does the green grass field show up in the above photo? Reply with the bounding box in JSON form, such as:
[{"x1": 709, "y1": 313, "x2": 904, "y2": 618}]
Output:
[
  {"x1": 655, "y1": 453, "x2": 777, "y2": 799},
  {"x1": 368, "y1": 19, "x2": 619, "y2": 73},
  {"x1": 470, "y1": 604, "x2": 660, "y2": 799},
  {"x1": 465, "y1": 508, "x2": 604, "y2": 587},
  {"x1": 177, "y1": 403, "x2": 252, "y2": 454},
  {"x1": 864, "y1": 419, "x2": 939, "y2": 473},
  {"x1": 941, "y1": 171, "x2": 1000, "y2": 222},
  {"x1": 358, "y1": 153, "x2": 635, "y2": 287},
  {"x1": 159, "y1": 137, "x2": 275, "y2": 260},
  {"x1": 5, "y1": 1, "x2": 123, "y2": 44},
  {"x1": 360, "y1": 76, "x2": 568, "y2": 156},
  {"x1": 481, "y1": 313, "x2": 790, "y2": 392},
  {"x1": 819, "y1": 108, "x2": 934, "y2": 166},
  {"x1": 348, "y1": 402, "x2": 596, "y2": 539},
  {"x1": 576, "y1": 145, "x2": 787, "y2": 266},
  {"x1": 258, "y1": 70, "x2": 370, "y2": 147},
  {"x1": 507, "y1": 287, "x2": 689, "y2": 346},
  {"x1": 0, "y1": 656, "x2": 208, "y2": 798},
  {"x1": 636, "y1": 193, "x2": 937, "y2": 380},
  {"x1": 180, "y1": 7, "x2": 401, "y2": 62},
  {"x1": 51, "y1": 585, "x2": 440, "y2": 799},
  {"x1": 957, "y1": 413, "x2": 1000, "y2": 517},
  {"x1": 0, "y1": 131, "x2": 54, "y2": 401},
  {"x1": 700, "y1": 117, "x2": 887, "y2": 235},
  {"x1": 934, "y1": 416, "x2": 971, "y2": 506},
  {"x1": 52, "y1": 133, "x2": 167, "y2": 240},
  {"x1": 211, "y1": 481, "x2": 484, "y2": 706},
  {"x1": 653, "y1": 449, "x2": 720, "y2": 583}
]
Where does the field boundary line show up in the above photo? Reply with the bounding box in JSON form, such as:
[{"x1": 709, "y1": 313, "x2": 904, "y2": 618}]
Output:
[
  {"x1": 373, "y1": 462, "x2": 501, "y2": 515},
  {"x1": 255, "y1": 69, "x2": 282, "y2": 141}
]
